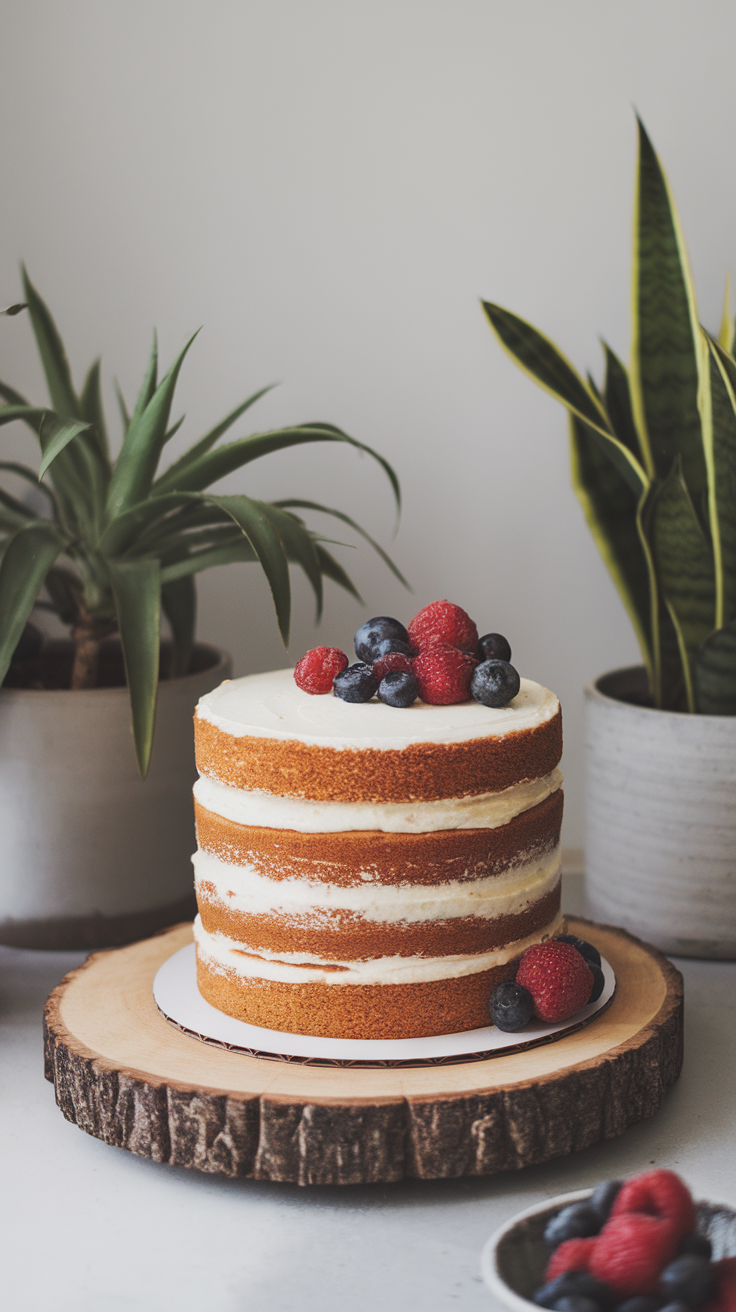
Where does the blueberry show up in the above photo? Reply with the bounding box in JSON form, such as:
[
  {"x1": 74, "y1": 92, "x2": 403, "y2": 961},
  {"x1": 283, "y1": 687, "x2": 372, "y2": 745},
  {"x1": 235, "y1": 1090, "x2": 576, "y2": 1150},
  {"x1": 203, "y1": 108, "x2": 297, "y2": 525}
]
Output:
[
  {"x1": 589, "y1": 1179, "x2": 621, "y2": 1223},
  {"x1": 551, "y1": 1298, "x2": 603, "y2": 1312},
  {"x1": 478, "y1": 632, "x2": 512, "y2": 663},
  {"x1": 333, "y1": 663, "x2": 378, "y2": 703},
  {"x1": 470, "y1": 659, "x2": 520, "y2": 708},
  {"x1": 586, "y1": 963, "x2": 605, "y2": 1004},
  {"x1": 489, "y1": 981, "x2": 534, "y2": 1032},
  {"x1": 534, "y1": 1274, "x2": 616, "y2": 1310},
  {"x1": 378, "y1": 671, "x2": 419, "y2": 708},
  {"x1": 557, "y1": 934, "x2": 602, "y2": 969},
  {"x1": 374, "y1": 636, "x2": 415, "y2": 660},
  {"x1": 615, "y1": 1299, "x2": 662, "y2": 1312},
  {"x1": 659, "y1": 1255, "x2": 715, "y2": 1308},
  {"x1": 544, "y1": 1201, "x2": 602, "y2": 1247},
  {"x1": 679, "y1": 1234, "x2": 712, "y2": 1261},
  {"x1": 354, "y1": 617, "x2": 410, "y2": 664},
  {"x1": 658, "y1": 1304, "x2": 692, "y2": 1312}
]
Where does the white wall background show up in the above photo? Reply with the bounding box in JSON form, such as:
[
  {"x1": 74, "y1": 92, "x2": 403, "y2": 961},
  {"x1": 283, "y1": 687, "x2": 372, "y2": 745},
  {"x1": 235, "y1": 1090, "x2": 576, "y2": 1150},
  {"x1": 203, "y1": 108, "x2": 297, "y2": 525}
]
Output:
[{"x1": 1, "y1": 0, "x2": 735, "y2": 848}]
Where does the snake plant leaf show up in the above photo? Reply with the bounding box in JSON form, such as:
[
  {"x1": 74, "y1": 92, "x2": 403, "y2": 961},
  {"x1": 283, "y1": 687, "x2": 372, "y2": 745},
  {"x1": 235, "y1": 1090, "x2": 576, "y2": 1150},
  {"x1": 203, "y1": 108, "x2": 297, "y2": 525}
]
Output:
[
  {"x1": 204, "y1": 494, "x2": 291, "y2": 643},
  {"x1": 718, "y1": 275, "x2": 734, "y2": 352},
  {"x1": 158, "y1": 385, "x2": 278, "y2": 488},
  {"x1": 114, "y1": 380, "x2": 131, "y2": 437},
  {"x1": 161, "y1": 575, "x2": 196, "y2": 677},
  {"x1": 80, "y1": 359, "x2": 110, "y2": 459},
  {"x1": 38, "y1": 415, "x2": 94, "y2": 479},
  {"x1": 569, "y1": 415, "x2": 654, "y2": 677},
  {"x1": 21, "y1": 267, "x2": 80, "y2": 419},
  {"x1": 273, "y1": 497, "x2": 410, "y2": 590},
  {"x1": 160, "y1": 538, "x2": 257, "y2": 582},
  {"x1": 0, "y1": 521, "x2": 69, "y2": 686},
  {"x1": 105, "y1": 331, "x2": 199, "y2": 521},
  {"x1": 602, "y1": 343, "x2": 643, "y2": 462},
  {"x1": 631, "y1": 119, "x2": 707, "y2": 509},
  {"x1": 651, "y1": 458, "x2": 716, "y2": 710},
  {"x1": 693, "y1": 620, "x2": 736, "y2": 714},
  {"x1": 702, "y1": 336, "x2": 736, "y2": 628},
  {"x1": 107, "y1": 556, "x2": 161, "y2": 778},
  {"x1": 314, "y1": 543, "x2": 364, "y2": 603}
]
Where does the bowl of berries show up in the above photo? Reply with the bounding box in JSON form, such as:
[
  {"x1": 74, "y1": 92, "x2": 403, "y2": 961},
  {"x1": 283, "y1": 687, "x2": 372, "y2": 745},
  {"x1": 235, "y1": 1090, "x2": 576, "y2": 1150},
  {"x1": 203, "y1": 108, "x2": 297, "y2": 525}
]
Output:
[{"x1": 481, "y1": 1170, "x2": 736, "y2": 1312}]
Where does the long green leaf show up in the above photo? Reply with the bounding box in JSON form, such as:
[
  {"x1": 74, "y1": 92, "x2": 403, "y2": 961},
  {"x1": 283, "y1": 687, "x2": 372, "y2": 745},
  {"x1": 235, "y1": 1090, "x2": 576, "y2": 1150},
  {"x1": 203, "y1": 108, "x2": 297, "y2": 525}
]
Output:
[
  {"x1": 0, "y1": 522, "x2": 68, "y2": 685},
  {"x1": 160, "y1": 539, "x2": 257, "y2": 582},
  {"x1": 158, "y1": 385, "x2": 277, "y2": 487},
  {"x1": 314, "y1": 543, "x2": 363, "y2": 603},
  {"x1": 0, "y1": 461, "x2": 58, "y2": 515},
  {"x1": 694, "y1": 621, "x2": 736, "y2": 714},
  {"x1": 602, "y1": 342, "x2": 643, "y2": 462},
  {"x1": 651, "y1": 459, "x2": 716, "y2": 710},
  {"x1": 258, "y1": 504, "x2": 323, "y2": 619},
  {"x1": 21, "y1": 266, "x2": 80, "y2": 418},
  {"x1": 702, "y1": 335, "x2": 736, "y2": 628},
  {"x1": 105, "y1": 331, "x2": 199, "y2": 520},
  {"x1": 97, "y1": 491, "x2": 197, "y2": 556},
  {"x1": 718, "y1": 275, "x2": 733, "y2": 352},
  {"x1": 80, "y1": 358, "x2": 110, "y2": 458},
  {"x1": 161, "y1": 575, "x2": 196, "y2": 677},
  {"x1": 274, "y1": 498, "x2": 410, "y2": 589},
  {"x1": 114, "y1": 380, "x2": 131, "y2": 437},
  {"x1": 108, "y1": 556, "x2": 161, "y2": 778},
  {"x1": 38, "y1": 415, "x2": 93, "y2": 479},
  {"x1": 129, "y1": 331, "x2": 158, "y2": 432},
  {"x1": 205, "y1": 494, "x2": 291, "y2": 643},
  {"x1": 0, "y1": 404, "x2": 49, "y2": 431},
  {"x1": 630, "y1": 118, "x2": 708, "y2": 508}
]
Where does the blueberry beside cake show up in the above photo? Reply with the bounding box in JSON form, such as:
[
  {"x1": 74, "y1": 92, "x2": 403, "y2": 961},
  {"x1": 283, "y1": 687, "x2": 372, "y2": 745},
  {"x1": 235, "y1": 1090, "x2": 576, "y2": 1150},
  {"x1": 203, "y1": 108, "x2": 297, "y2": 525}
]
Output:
[{"x1": 191, "y1": 601, "x2": 565, "y2": 1040}]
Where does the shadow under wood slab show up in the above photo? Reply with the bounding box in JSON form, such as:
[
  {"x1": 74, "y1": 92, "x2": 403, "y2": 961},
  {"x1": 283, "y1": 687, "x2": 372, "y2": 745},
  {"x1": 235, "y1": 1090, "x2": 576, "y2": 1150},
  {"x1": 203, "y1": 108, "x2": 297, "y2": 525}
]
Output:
[{"x1": 43, "y1": 918, "x2": 683, "y2": 1187}]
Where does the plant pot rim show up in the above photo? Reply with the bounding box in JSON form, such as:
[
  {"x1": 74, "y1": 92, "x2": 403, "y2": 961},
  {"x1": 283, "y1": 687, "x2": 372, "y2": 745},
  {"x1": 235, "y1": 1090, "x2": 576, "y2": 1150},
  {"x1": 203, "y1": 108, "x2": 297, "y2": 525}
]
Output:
[
  {"x1": 0, "y1": 641, "x2": 231, "y2": 700},
  {"x1": 585, "y1": 664, "x2": 736, "y2": 722}
]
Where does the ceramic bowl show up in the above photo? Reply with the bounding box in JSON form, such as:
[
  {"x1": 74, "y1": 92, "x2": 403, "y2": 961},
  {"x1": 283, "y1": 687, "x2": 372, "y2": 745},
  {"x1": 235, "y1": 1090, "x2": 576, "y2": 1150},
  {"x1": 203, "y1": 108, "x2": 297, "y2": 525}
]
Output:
[{"x1": 480, "y1": 1187, "x2": 736, "y2": 1310}]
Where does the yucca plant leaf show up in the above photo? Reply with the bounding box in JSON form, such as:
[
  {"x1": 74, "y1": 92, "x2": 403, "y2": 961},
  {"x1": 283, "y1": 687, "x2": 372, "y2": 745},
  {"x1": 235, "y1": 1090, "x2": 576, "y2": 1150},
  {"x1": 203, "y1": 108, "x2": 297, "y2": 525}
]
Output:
[
  {"x1": 693, "y1": 621, "x2": 736, "y2": 714},
  {"x1": 314, "y1": 543, "x2": 363, "y2": 603},
  {"x1": 0, "y1": 461, "x2": 59, "y2": 517},
  {"x1": 0, "y1": 380, "x2": 35, "y2": 414},
  {"x1": 602, "y1": 343, "x2": 643, "y2": 462},
  {"x1": 651, "y1": 458, "x2": 716, "y2": 710},
  {"x1": 702, "y1": 335, "x2": 736, "y2": 628},
  {"x1": 163, "y1": 414, "x2": 185, "y2": 445},
  {"x1": 114, "y1": 380, "x2": 131, "y2": 437},
  {"x1": 0, "y1": 404, "x2": 49, "y2": 431},
  {"x1": 105, "y1": 331, "x2": 199, "y2": 520},
  {"x1": 258, "y1": 503, "x2": 324, "y2": 619},
  {"x1": 570, "y1": 415, "x2": 654, "y2": 677},
  {"x1": 80, "y1": 359, "x2": 109, "y2": 459},
  {"x1": 21, "y1": 266, "x2": 80, "y2": 419},
  {"x1": 158, "y1": 385, "x2": 277, "y2": 487},
  {"x1": 274, "y1": 497, "x2": 410, "y2": 590},
  {"x1": 160, "y1": 539, "x2": 258, "y2": 582},
  {"x1": 161, "y1": 575, "x2": 196, "y2": 677},
  {"x1": 97, "y1": 491, "x2": 197, "y2": 556},
  {"x1": 631, "y1": 119, "x2": 707, "y2": 508},
  {"x1": 205, "y1": 494, "x2": 291, "y2": 643},
  {"x1": 718, "y1": 275, "x2": 734, "y2": 352},
  {"x1": 38, "y1": 414, "x2": 94, "y2": 479},
  {"x1": 107, "y1": 556, "x2": 161, "y2": 778},
  {"x1": 0, "y1": 521, "x2": 69, "y2": 685},
  {"x1": 1, "y1": 303, "x2": 27, "y2": 316},
  {"x1": 128, "y1": 331, "x2": 158, "y2": 432}
]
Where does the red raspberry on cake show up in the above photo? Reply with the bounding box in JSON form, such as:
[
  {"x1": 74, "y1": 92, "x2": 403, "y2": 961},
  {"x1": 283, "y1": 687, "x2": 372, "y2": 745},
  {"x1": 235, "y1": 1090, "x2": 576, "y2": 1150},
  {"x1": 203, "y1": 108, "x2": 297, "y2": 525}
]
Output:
[
  {"x1": 294, "y1": 646, "x2": 349, "y2": 694},
  {"x1": 611, "y1": 1168, "x2": 696, "y2": 1240},
  {"x1": 515, "y1": 941, "x2": 593, "y2": 1022},
  {"x1": 590, "y1": 1212, "x2": 681, "y2": 1297},
  {"x1": 372, "y1": 651, "x2": 414, "y2": 682},
  {"x1": 705, "y1": 1257, "x2": 736, "y2": 1312},
  {"x1": 545, "y1": 1237, "x2": 597, "y2": 1281},
  {"x1": 413, "y1": 642, "x2": 477, "y2": 705},
  {"x1": 408, "y1": 600, "x2": 479, "y2": 652}
]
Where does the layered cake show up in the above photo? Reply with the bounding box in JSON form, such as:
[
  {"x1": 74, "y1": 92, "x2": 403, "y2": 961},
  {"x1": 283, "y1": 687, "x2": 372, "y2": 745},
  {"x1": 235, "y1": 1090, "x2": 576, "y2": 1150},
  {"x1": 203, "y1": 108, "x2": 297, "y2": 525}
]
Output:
[{"x1": 192, "y1": 667, "x2": 564, "y2": 1039}]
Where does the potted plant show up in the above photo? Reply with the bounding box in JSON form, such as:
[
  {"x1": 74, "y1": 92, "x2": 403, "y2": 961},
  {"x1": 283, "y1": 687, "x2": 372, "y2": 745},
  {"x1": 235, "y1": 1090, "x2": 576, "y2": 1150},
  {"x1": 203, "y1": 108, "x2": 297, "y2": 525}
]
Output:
[
  {"x1": 0, "y1": 270, "x2": 403, "y2": 949},
  {"x1": 482, "y1": 119, "x2": 736, "y2": 958}
]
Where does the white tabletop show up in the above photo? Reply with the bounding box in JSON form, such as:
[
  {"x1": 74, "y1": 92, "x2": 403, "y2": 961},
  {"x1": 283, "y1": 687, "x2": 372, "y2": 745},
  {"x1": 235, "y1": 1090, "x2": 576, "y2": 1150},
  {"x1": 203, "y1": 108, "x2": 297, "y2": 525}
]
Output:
[{"x1": 2, "y1": 878, "x2": 735, "y2": 1312}]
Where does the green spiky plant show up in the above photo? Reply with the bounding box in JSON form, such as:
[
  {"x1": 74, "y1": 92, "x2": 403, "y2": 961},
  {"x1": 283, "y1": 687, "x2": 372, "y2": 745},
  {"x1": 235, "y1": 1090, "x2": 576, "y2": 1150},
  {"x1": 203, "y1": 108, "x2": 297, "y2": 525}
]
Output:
[
  {"x1": 0, "y1": 270, "x2": 404, "y2": 774},
  {"x1": 483, "y1": 118, "x2": 736, "y2": 716}
]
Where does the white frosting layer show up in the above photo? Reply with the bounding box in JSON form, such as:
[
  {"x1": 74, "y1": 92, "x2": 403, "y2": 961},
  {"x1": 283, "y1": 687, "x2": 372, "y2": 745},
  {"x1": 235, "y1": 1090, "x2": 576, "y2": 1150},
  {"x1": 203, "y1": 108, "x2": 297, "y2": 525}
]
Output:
[
  {"x1": 194, "y1": 768, "x2": 562, "y2": 834},
  {"x1": 194, "y1": 847, "x2": 561, "y2": 924},
  {"x1": 194, "y1": 912, "x2": 564, "y2": 984},
  {"x1": 196, "y1": 668, "x2": 559, "y2": 749}
]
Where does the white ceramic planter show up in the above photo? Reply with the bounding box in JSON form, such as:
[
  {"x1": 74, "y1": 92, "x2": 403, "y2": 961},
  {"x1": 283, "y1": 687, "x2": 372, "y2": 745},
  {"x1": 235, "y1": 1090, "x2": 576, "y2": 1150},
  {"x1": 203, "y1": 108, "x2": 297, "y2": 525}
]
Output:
[
  {"x1": 585, "y1": 666, "x2": 736, "y2": 959},
  {"x1": 0, "y1": 642, "x2": 231, "y2": 949}
]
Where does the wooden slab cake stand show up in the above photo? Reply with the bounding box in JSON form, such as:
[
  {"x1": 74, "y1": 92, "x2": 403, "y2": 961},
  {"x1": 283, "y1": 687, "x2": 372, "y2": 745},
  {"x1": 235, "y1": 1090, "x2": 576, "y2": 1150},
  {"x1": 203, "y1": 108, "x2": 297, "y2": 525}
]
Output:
[{"x1": 44, "y1": 917, "x2": 683, "y2": 1187}]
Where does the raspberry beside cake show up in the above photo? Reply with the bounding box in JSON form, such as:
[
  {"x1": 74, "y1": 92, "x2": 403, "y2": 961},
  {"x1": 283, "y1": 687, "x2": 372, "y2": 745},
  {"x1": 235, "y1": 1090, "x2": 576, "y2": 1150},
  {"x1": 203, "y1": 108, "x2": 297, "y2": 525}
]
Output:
[{"x1": 192, "y1": 667, "x2": 564, "y2": 1040}]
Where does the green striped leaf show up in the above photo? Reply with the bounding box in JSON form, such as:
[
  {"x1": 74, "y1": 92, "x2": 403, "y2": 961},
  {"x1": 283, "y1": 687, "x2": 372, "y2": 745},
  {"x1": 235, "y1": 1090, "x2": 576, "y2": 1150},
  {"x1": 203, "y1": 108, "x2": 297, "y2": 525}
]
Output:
[
  {"x1": 718, "y1": 275, "x2": 734, "y2": 352},
  {"x1": 21, "y1": 267, "x2": 80, "y2": 418},
  {"x1": 702, "y1": 335, "x2": 736, "y2": 628},
  {"x1": 161, "y1": 575, "x2": 196, "y2": 677},
  {"x1": 158, "y1": 385, "x2": 277, "y2": 487},
  {"x1": 108, "y1": 556, "x2": 161, "y2": 778},
  {"x1": 630, "y1": 118, "x2": 707, "y2": 508},
  {"x1": 694, "y1": 621, "x2": 736, "y2": 714},
  {"x1": 602, "y1": 343, "x2": 643, "y2": 462},
  {"x1": 0, "y1": 521, "x2": 69, "y2": 685}
]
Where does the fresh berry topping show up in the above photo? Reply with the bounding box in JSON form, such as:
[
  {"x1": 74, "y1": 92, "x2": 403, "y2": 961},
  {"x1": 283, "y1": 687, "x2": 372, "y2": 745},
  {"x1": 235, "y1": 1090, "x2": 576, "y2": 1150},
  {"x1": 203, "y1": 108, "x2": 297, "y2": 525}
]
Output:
[
  {"x1": 534, "y1": 1273, "x2": 615, "y2": 1310},
  {"x1": 378, "y1": 671, "x2": 419, "y2": 708},
  {"x1": 516, "y1": 942, "x2": 594, "y2": 1023},
  {"x1": 706, "y1": 1257, "x2": 736, "y2": 1312},
  {"x1": 616, "y1": 1298, "x2": 663, "y2": 1312},
  {"x1": 680, "y1": 1234, "x2": 712, "y2": 1261},
  {"x1": 294, "y1": 646, "x2": 349, "y2": 694},
  {"x1": 332, "y1": 663, "x2": 378, "y2": 703},
  {"x1": 557, "y1": 934, "x2": 602, "y2": 969},
  {"x1": 471, "y1": 658, "x2": 521, "y2": 707},
  {"x1": 658, "y1": 1303, "x2": 691, "y2": 1312},
  {"x1": 551, "y1": 1297, "x2": 603, "y2": 1312},
  {"x1": 413, "y1": 642, "x2": 477, "y2": 705},
  {"x1": 587, "y1": 963, "x2": 605, "y2": 1004},
  {"x1": 354, "y1": 616, "x2": 410, "y2": 664},
  {"x1": 590, "y1": 1213, "x2": 681, "y2": 1297},
  {"x1": 407, "y1": 599, "x2": 479, "y2": 652},
  {"x1": 372, "y1": 651, "x2": 414, "y2": 681},
  {"x1": 589, "y1": 1181, "x2": 622, "y2": 1224},
  {"x1": 659, "y1": 1256, "x2": 715, "y2": 1308},
  {"x1": 546, "y1": 1238, "x2": 598, "y2": 1282},
  {"x1": 374, "y1": 636, "x2": 415, "y2": 660},
  {"x1": 545, "y1": 1203, "x2": 603, "y2": 1248},
  {"x1": 611, "y1": 1170, "x2": 696, "y2": 1243},
  {"x1": 488, "y1": 980, "x2": 534, "y2": 1032},
  {"x1": 478, "y1": 631, "x2": 512, "y2": 663}
]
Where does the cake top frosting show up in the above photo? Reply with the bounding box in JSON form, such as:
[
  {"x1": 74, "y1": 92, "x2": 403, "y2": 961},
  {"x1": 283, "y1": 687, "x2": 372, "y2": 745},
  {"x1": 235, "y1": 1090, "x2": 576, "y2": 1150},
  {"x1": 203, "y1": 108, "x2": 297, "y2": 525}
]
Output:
[{"x1": 195, "y1": 667, "x2": 559, "y2": 749}]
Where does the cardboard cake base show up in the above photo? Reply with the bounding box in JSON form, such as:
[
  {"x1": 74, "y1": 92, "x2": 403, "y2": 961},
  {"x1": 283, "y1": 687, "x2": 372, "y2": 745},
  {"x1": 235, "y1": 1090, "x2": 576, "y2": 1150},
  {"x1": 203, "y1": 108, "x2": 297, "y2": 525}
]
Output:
[{"x1": 43, "y1": 918, "x2": 683, "y2": 1186}]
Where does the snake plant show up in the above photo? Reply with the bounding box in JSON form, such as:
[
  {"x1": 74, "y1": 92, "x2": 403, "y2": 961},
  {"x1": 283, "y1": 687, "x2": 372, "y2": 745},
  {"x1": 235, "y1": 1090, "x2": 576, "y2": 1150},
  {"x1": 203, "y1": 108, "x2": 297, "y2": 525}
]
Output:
[
  {"x1": 483, "y1": 117, "x2": 736, "y2": 715},
  {"x1": 0, "y1": 269, "x2": 404, "y2": 773}
]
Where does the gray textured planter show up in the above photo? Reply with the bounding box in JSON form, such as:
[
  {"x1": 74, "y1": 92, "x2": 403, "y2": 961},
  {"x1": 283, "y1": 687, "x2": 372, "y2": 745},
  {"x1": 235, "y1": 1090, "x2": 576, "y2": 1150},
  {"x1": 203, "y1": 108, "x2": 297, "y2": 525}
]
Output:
[
  {"x1": 585, "y1": 665, "x2": 736, "y2": 959},
  {"x1": 0, "y1": 642, "x2": 231, "y2": 950}
]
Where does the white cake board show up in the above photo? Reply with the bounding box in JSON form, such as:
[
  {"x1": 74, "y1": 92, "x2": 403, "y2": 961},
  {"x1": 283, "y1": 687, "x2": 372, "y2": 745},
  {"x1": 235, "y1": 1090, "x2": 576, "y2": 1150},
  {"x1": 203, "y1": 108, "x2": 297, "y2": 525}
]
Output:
[{"x1": 153, "y1": 944, "x2": 616, "y2": 1067}]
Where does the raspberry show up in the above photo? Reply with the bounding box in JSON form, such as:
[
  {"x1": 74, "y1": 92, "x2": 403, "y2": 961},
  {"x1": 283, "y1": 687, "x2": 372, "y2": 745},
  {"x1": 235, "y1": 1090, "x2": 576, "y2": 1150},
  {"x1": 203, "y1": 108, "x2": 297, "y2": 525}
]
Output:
[
  {"x1": 408, "y1": 600, "x2": 479, "y2": 652},
  {"x1": 515, "y1": 942, "x2": 594, "y2": 1023},
  {"x1": 372, "y1": 651, "x2": 414, "y2": 682},
  {"x1": 413, "y1": 642, "x2": 477, "y2": 705},
  {"x1": 611, "y1": 1170, "x2": 696, "y2": 1242},
  {"x1": 590, "y1": 1213, "x2": 680, "y2": 1298},
  {"x1": 546, "y1": 1237, "x2": 597, "y2": 1281},
  {"x1": 704, "y1": 1257, "x2": 736, "y2": 1312},
  {"x1": 294, "y1": 646, "x2": 349, "y2": 694}
]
